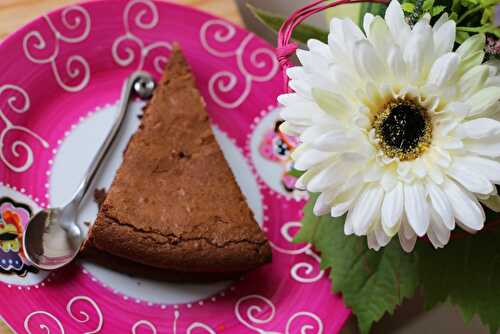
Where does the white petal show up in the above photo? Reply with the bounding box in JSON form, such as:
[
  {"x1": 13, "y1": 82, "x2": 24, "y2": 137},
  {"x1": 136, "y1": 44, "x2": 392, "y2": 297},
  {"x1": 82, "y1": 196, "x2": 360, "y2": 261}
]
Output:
[
  {"x1": 465, "y1": 134, "x2": 500, "y2": 157},
  {"x1": 458, "y1": 65, "x2": 489, "y2": 99},
  {"x1": 454, "y1": 156, "x2": 500, "y2": 184},
  {"x1": 294, "y1": 148, "x2": 332, "y2": 171},
  {"x1": 385, "y1": 0, "x2": 411, "y2": 47},
  {"x1": 433, "y1": 20, "x2": 456, "y2": 56},
  {"x1": 423, "y1": 154, "x2": 444, "y2": 184},
  {"x1": 388, "y1": 45, "x2": 407, "y2": 81},
  {"x1": 342, "y1": 19, "x2": 366, "y2": 51},
  {"x1": 328, "y1": 66, "x2": 359, "y2": 98},
  {"x1": 411, "y1": 158, "x2": 427, "y2": 178},
  {"x1": 366, "y1": 16, "x2": 393, "y2": 60},
  {"x1": 363, "y1": 13, "x2": 375, "y2": 35},
  {"x1": 367, "y1": 230, "x2": 381, "y2": 250},
  {"x1": 363, "y1": 161, "x2": 384, "y2": 182},
  {"x1": 426, "y1": 181, "x2": 454, "y2": 229},
  {"x1": 307, "y1": 154, "x2": 362, "y2": 192},
  {"x1": 481, "y1": 195, "x2": 500, "y2": 212},
  {"x1": 288, "y1": 77, "x2": 312, "y2": 97},
  {"x1": 429, "y1": 210, "x2": 451, "y2": 245},
  {"x1": 426, "y1": 53, "x2": 459, "y2": 88},
  {"x1": 331, "y1": 180, "x2": 364, "y2": 217},
  {"x1": 313, "y1": 189, "x2": 336, "y2": 216},
  {"x1": 312, "y1": 129, "x2": 358, "y2": 152},
  {"x1": 344, "y1": 217, "x2": 354, "y2": 235},
  {"x1": 427, "y1": 226, "x2": 443, "y2": 249},
  {"x1": 447, "y1": 162, "x2": 494, "y2": 194},
  {"x1": 404, "y1": 182, "x2": 429, "y2": 237},
  {"x1": 466, "y1": 87, "x2": 500, "y2": 117},
  {"x1": 398, "y1": 219, "x2": 417, "y2": 252},
  {"x1": 442, "y1": 178, "x2": 485, "y2": 231},
  {"x1": 456, "y1": 34, "x2": 486, "y2": 59},
  {"x1": 457, "y1": 118, "x2": 500, "y2": 139},
  {"x1": 296, "y1": 49, "x2": 330, "y2": 72},
  {"x1": 306, "y1": 164, "x2": 341, "y2": 192},
  {"x1": 353, "y1": 40, "x2": 387, "y2": 82},
  {"x1": 381, "y1": 182, "x2": 404, "y2": 231},
  {"x1": 374, "y1": 221, "x2": 391, "y2": 247},
  {"x1": 307, "y1": 39, "x2": 333, "y2": 61},
  {"x1": 346, "y1": 184, "x2": 384, "y2": 236},
  {"x1": 427, "y1": 146, "x2": 451, "y2": 168},
  {"x1": 279, "y1": 122, "x2": 306, "y2": 136},
  {"x1": 329, "y1": 18, "x2": 345, "y2": 45},
  {"x1": 300, "y1": 125, "x2": 331, "y2": 143},
  {"x1": 404, "y1": 20, "x2": 434, "y2": 81},
  {"x1": 432, "y1": 13, "x2": 449, "y2": 31},
  {"x1": 312, "y1": 88, "x2": 352, "y2": 120},
  {"x1": 277, "y1": 93, "x2": 304, "y2": 107},
  {"x1": 280, "y1": 103, "x2": 314, "y2": 125},
  {"x1": 381, "y1": 171, "x2": 398, "y2": 192},
  {"x1": 295, "y1": 163, "x2": 325, "y2": 189},
  {"x1": 439, "y1": 101, "x2": 470, "y2": 123}
]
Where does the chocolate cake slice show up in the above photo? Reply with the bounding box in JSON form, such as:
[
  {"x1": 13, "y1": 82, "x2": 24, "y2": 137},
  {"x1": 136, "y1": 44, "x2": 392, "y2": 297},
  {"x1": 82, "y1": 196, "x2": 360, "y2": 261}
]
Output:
[{"x1": 87, "y1": 46, "x2": 271, "y2": 274}]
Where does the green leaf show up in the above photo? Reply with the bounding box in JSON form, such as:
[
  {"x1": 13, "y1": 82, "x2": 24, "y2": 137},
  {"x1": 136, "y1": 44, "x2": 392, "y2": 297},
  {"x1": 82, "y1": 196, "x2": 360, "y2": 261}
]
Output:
[
  {"x1": 247, "y1": 4, "x2": 329, "y2": 44},
  {"x1": 295, "y1": 196, "x2": 419, "y2": 334},
  {"x1": 317, "y1": 220, "x2": 419, "y2": 334},
  {"x1": 287, "y1": 168, "x2": 305, "y2": 178},
  {"x1": 456, "y1": 30, "x2": 471, "y2": 43},
  {"x1": 293, "y1": 193, "x2": 321, "y2": 243},
  {"x1": 401, "y1": 2, "x2": 416, "y2": 12},
  {"x1": 417, "y1": 228, "x2": 500, "y2": 334},
  {"x1": 431, "y1": 5, "x2": 446, "y2": 16},
  {"x1": 423, "y1": 0, "x2": 435, "y2": 12},
  {"x1": 457, "y1": 24, "x2": 500, "y2": 37}
]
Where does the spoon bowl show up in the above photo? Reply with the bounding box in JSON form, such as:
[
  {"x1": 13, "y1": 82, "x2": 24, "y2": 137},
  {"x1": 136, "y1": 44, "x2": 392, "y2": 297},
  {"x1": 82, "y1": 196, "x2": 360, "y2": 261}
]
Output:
[{"x1": 23, "y1": 71, "x2": 156, "y2": 271}]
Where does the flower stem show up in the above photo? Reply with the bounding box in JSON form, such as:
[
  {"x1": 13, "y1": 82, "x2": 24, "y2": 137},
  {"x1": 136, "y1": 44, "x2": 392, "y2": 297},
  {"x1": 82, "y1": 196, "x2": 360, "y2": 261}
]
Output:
[
  {"x1": 456, "y1": 5, "x2": 488, "y2": 25},
  {"x1": 456, "y1": 26, "x2": 485, "y2": 33}
]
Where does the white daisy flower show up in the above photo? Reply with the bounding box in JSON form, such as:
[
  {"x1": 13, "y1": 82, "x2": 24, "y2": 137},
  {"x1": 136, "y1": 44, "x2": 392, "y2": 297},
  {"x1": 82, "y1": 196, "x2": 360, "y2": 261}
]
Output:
[{"x1": 279, "y1": 0, "x2": 500, "y2": 252}]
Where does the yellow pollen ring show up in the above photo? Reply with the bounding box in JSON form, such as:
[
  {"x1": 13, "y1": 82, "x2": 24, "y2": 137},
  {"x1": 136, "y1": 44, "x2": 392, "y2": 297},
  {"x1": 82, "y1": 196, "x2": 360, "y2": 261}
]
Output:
[{"x1": 372, "y1": 99, "x2": 432, "y2": 161}]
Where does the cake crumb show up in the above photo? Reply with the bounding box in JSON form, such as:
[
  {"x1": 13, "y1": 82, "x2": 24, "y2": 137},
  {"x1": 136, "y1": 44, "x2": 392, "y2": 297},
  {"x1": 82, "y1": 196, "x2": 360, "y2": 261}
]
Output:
[{"x1": 94, "y1": 188, "x2": 107, "y2": 209}]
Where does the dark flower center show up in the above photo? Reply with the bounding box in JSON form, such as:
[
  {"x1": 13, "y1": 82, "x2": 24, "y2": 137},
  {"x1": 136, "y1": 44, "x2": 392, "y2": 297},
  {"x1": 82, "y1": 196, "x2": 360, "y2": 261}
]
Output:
[{"x1": 373, "y1": 99, "x2": 432, "y2": 161}]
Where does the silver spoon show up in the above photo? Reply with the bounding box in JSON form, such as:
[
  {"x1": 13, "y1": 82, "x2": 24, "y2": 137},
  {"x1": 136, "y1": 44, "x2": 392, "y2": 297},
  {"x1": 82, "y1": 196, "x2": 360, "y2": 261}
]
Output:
[{"x1": 23, "y1": 71, "x2": 156, "y2": 271}]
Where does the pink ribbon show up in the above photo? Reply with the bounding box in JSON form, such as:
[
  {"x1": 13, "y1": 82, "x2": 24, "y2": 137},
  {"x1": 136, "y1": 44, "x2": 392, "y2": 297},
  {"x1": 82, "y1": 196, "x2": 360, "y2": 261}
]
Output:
[{"x1": 276, "y1": 0, "x2": 390, "y2": 93}]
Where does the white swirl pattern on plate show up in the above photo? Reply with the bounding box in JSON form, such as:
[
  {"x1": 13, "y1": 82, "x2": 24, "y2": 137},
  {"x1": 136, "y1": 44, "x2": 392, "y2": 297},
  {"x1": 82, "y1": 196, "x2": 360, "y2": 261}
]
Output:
[
  {"x1": 132, "y1": 320, "x2": 157, "y2": 334},
  {"x1": 0, "y1": 84, "x2": 49, "y2": 173},
  {"x1": 200, "y1": 20, "x2": 279, "y2": 109},
  {"x1": 112, "y1": 0, "x2": 172, "y2": 75},
  {"x1": 23, "y1": 6, "x2": 91, "y2": 92},
  {"x1": 24, "y1": 311, "x2": 65, "y2": 334},
  {"x1": 66, "y1": 296, "x2": 103, "y2": 334},
  {"x1": 235, "y1": 295, "x2": 323, "y2": 334},
  {"x1": 24, "y1": 295, "x2": 102, "y2": 334},
  {"x1": 173, "y1": 309, "x2": 216, "y2": 334},
  {"x1": 269, "y1": 222, "x2": 324, "y2": 283}
]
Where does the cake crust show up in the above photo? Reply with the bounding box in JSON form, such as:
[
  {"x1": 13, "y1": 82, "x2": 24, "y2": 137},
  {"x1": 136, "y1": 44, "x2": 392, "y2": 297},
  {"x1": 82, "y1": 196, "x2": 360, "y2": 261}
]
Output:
[{"x1": 88, "y1": 46, "x2": 272, "y2": 273}]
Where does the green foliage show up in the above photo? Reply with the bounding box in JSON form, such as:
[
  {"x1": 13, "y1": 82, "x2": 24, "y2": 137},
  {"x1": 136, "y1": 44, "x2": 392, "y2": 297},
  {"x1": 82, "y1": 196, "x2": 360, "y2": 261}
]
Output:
[
  {"x1": 287, "y1": 167, "x2": 305, "y2": 178},
  {"x1": 295, "y1": 194, "x2": 419, "y2": 334},
  {"x1": 402, "y1": 0, "x2": 500, "y2": 45},
  {"x1": 358, "y1": 2, "x2": 389, "y2": 26},
  {"x1": 296, "y1": 193, "x2": 500, "y2": 333},
  {"x1": 247, "y1": 4, "x2": 328, "y2": 44},
  {"x1": 417, "y1": 227, "x2": 500, "y2": 334},
  {"x1": 249, "y1": 0, "x2": 497, "y2": 52}
]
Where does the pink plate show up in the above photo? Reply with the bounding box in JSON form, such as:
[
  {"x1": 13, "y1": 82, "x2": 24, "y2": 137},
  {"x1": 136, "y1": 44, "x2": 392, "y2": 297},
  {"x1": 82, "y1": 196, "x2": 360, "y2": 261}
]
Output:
[{"x1": 0, "y1": 0, "x2": 350, "y2": 333}]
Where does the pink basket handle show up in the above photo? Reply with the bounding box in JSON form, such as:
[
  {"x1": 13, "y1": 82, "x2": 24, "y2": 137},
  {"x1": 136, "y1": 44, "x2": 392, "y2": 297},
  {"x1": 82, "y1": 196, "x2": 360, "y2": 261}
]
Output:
[{"x1": 276, "y1": 0, "x2": 390, "y2": 93}]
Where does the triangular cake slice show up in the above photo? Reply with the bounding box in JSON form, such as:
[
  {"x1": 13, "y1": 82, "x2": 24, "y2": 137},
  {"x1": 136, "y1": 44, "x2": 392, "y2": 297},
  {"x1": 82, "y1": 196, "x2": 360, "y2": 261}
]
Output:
[{"x1": 88, "y1": 46, "x2": 271, "y2": 274}]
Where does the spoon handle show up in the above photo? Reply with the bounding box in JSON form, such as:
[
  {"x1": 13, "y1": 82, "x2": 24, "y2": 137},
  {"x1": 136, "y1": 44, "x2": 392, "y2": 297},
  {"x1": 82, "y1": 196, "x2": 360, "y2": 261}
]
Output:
[{"x1": 70, "y1": 71, "x2": 149, "y2": 206}]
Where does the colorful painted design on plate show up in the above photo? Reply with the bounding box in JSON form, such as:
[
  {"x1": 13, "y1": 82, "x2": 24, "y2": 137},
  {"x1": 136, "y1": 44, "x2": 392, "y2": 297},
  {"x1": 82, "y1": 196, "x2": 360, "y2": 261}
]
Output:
[
  {"x1": 0, "y1": 197, "x2": 38, "y2": 276},
  {"x1": 259, "y1": 119, "x2": 301, "y2": 193}
]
